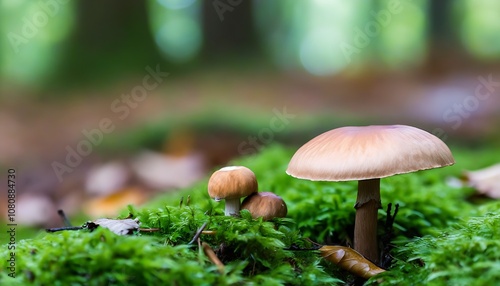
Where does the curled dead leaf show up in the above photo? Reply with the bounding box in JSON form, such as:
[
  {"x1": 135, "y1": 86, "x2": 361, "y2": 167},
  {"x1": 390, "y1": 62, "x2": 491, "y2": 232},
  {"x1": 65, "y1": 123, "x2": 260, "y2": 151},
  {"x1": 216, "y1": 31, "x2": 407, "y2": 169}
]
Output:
[{"x1": 319, "y1": 245, "x2": 385, "y2": 280}]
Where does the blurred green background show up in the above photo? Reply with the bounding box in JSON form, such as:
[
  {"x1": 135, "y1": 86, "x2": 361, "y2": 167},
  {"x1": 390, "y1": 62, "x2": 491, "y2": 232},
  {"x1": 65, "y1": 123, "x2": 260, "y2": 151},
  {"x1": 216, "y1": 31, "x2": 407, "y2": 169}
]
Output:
[{"x1": 1, "y1": 0, "x2": 499, "y2": 237}]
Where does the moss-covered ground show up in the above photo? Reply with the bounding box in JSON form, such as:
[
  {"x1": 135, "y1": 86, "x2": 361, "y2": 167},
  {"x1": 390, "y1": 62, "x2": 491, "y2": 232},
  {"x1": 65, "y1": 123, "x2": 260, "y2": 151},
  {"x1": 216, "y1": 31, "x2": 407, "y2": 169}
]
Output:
[{"x1": 1, "y1": 144, "x2": 500, "y2": 285}]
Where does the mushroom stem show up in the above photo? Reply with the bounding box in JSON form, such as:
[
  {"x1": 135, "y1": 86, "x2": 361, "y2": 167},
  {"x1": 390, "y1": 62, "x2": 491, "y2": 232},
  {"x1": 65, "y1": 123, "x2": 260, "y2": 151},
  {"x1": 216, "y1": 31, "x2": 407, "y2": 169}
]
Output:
[
  {"x1": 354, "y1": 178, "x2": 381, "y2": 264},
  {"x1": 224, "y1": 197, "x2": 241, "y2": 216}
]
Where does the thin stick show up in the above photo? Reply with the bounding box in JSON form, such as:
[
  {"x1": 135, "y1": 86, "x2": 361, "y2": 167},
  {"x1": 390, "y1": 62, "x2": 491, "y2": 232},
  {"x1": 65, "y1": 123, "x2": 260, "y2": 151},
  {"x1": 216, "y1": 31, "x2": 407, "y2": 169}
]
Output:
[
  {"x1": 380, "y1": 203, "x2": 400, "y2": 268},
  {"x1": 201, "y1": 230, "x2": 217, "y2": 235},
  {"x1": 202, "y1": 242, "x2": 224, "y2": 273},
  {"x1": 189, "y1": 222, "x2": 208, "y2": 244},
  {"x1": 46, "y1": 226, "x2": 83, "y2": 233},
  {"x1": 305, "y1": 237, "x2": 323, "y2": 247},
  {"x1": 283, "y1": 246, "x2": 320, "y2": 251},
  {"x1": 138, "y1": 228, "x2": 160, "y2": 232},
  {"x1": 57, "y1": 209, "x2": 72, "y2": 227},
  {"x1": 284, "y1": 238, "x2": 322, "y2": 251}
]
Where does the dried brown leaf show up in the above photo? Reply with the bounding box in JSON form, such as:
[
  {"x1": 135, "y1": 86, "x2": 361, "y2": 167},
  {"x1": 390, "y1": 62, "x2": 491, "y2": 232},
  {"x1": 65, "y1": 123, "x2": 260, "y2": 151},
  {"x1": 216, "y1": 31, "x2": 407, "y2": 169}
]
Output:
[{"x1": 319, "y1": 245, "x2": 385, "y2": 280}]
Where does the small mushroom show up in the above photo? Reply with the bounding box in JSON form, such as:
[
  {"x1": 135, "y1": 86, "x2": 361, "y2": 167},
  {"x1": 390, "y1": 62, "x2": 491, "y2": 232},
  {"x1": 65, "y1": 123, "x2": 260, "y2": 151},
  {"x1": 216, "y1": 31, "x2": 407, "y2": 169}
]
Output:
[
  {"x1": 286, "y1": 125, "x2": 454, "y2": 263},
  {"x1": 241, "y1": 192, "x2": 288, "y2": 221},
  {"x1": 208, "y1": 166, "x2": 258, "y2": 216}
]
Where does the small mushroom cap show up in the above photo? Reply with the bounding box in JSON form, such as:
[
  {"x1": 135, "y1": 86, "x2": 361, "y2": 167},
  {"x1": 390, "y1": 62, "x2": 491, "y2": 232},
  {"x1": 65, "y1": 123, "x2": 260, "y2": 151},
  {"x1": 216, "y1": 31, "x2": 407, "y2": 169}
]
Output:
[
  {"x1": 208, "y1": 166, "x2": 258, "y2": 201},
  {"x1": 241, "y1": 192, "x2": 287, "y2": 221},
  {"x1": 287, "y1": 125, "x2": 455, "y2": 181}
]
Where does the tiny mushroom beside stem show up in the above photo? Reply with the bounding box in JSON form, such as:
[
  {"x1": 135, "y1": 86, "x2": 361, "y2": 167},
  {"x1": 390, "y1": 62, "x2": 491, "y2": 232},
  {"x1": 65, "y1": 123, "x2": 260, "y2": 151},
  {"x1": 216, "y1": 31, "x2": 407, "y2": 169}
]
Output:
[
  {"x1": 241, "y1": 192, "x2": 288, "y2": 221},
  {"x1": 286, "y1": 125, "x2": 455, "y2": 264},
  {"x1": 208, "y1": 166, "x2": 258, "y2": 216}
]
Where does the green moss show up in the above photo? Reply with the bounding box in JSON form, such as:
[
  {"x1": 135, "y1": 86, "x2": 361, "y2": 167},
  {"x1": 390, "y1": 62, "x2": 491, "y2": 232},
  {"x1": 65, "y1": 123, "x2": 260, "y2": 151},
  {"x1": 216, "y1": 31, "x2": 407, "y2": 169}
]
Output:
[
  {"x1": 1, "y1": 144, "x2": 499, "y2": 285},
  {"x1": 1, "y1": 228, "x2": 216, "y2": 285},
  {"x1": 367, "y1": 213, "x2": 500, "y2": 286},
  {"x1": 147, "y1": 144, "x2": 481, "y2": 243},
  {"x1": 1, "y1": 203, "x2": 339, "y2": 285},
  {"x1": 133, "y1": 205, "x2": 340, "y2": 285}
]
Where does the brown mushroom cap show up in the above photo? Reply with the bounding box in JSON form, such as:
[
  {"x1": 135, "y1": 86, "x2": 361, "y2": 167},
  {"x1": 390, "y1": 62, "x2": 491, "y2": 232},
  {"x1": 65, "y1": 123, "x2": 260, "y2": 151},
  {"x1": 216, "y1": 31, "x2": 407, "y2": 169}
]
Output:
[
  {"x1": 208, "y1": 166, "x2": 258, "y2": 201},
  {"x1": 241, "y1": 192, "x2": 287, "y2": 221},
  {"x1": 286, "y1": 125, "x2": 455, "y2": 181}
]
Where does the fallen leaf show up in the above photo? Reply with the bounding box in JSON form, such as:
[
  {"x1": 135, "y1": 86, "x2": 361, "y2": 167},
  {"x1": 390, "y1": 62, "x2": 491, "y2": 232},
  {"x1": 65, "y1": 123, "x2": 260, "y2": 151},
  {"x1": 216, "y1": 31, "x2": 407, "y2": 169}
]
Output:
[
  {"x1": 465, "y1": 163, "x2": 500, "y2": 199},
  {"x1": 92, "y1": 218, "x2": 140, "y2": 235},
  {"x1": 84, "y1": 187, "x2": 147, "y2": 217},
  {"x1": 16, "y1": 194, "x2": 56, "y2": 226},
  {"x1": 319, "y1": 245, "x2": 385, "y2": 280},
  {"x1": 85, "y1": 161, "x2": 130, "y2": 196},
  {"x1": 131, "y1": 151, "x2": 205, "y2": 189}
]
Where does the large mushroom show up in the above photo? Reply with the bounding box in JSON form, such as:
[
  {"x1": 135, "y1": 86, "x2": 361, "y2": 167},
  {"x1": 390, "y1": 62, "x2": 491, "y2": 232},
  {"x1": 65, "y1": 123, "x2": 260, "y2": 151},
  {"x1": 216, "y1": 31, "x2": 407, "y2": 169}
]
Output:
[
  {"x1": 208, "y1": 166, "x2": 258, "y2": 216},
  {"x1": 286, "y1": 125, "x2": 454, "y2": 263}
]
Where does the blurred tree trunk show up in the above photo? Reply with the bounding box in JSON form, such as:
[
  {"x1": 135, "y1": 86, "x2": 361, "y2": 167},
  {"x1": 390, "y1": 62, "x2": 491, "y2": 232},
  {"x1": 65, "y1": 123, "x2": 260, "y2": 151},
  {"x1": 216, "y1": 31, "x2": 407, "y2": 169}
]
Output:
[
  {"x1": 423, "y1": 0, "x2": 472, "y2": 76},
  {"x1": 201, "y1": 0, "x2": 259, "y2": 57},
  {"x1": 57, "y1": 0, "x2": 163, "y2": 87}
]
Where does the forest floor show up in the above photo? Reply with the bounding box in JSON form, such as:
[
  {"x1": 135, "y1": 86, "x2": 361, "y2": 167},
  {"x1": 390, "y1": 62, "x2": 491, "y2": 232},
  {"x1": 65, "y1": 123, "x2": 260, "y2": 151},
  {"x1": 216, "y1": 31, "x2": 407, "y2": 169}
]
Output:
[{"x1": 1, "y1": 66, "x2": 499, "y2": 228}]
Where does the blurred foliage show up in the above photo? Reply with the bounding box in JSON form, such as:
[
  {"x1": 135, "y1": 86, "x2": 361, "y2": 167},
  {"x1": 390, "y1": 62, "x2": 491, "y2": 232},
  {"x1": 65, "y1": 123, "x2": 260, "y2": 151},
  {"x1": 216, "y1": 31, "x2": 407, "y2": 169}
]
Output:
[
  {"x1": 0, "y1": 0, "x2": 75, "y2": 86},
  {"x1": 376, "y1": 0, "x2": 428, "y2": 68},
  {"x1": 147, "y1": 0, "x2": 202, "y2": 63},
  {"x1": 2, "y1": 0, "x2": 500, "y2": 89},
  {"x1": 454, "y1": 0, "x2": 500, "y2": 60}
]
